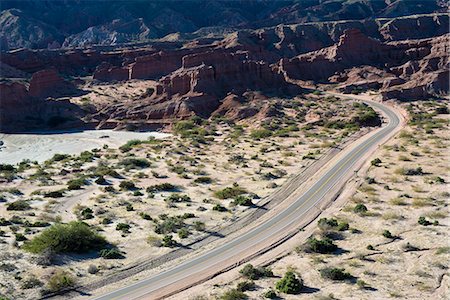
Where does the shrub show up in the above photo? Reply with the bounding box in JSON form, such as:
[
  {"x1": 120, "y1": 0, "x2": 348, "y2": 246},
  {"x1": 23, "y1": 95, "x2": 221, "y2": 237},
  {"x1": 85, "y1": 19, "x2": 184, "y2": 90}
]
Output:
[
  {"x1": 44, "y1": 191, "x2": 64, "y2": 198},
  {"x1": 304, "y1": 237, "x2": 337, "y2": 254},
  {"x1": 15, "y1": 233, "x2": 27, "y2": 242},
  {"x1": 382, "y1": 230, "x2": 393, "y2": 238},
  {"x1": 164, "y1": 194, "x2": 191, "y2": 204},
  {"x1": 119, "y1": 180, "x2": 136, "y2": 190},
  {"x1": 337, "y1": 222, "x2": 349, "y2": 231},
  {"x1": 146, "y1": 183, "x2": 176, "y2": 193},
  {"x1": 155, "y1": 216, "x2": 184, "y2": 234},
  {"x1": 6, "y1": 200, "x2": 30, "y2": 211},
  {"x1": 47, "y1": 270, "x2": 75, "y2": 292},
  {"x1": 221, "y1": 289, "x2": 248, "y2": 300},
  {"x1": 396, "y1": 167, "x2": 424, "y2": 176},
  {"x1": 237, "y1": 280, "x2": 255, "y2": 292},
  {"x1": 263, "y1": 289, "x2": 277, "y2": 299},
  {"x1": 116, "y1": 223, "x2": 131, "y2": 233},
  {"x1": 194, "y1": 176, "x2": 212, "y2": 184},
  {"x1": 232, "y1": 195, "x2": 253, "y2": 206},
  {"x1": 118, "y1": 158, "x2": 150, "y2": 169},
  {"x1": 239, "y1": 264, "x2": 273, "y2": 280},
  {"x1": 320, "y1": 268, "x2": 353, "y2": 281},
  {"x1": 371, "y1": 158, "x2": 382, "y2": 166},
  {"x1": 193, "y1": 221, "x2": 205, "y2": 231},
  {"x1": 99, "y1": 248, "x2": 124, "y2": 259},
  {"x1": 250, "y1": 129, "x2": 272, "y2": 139},
  {"x1": 50, "y1": 154, "x2": 70, "y2": 162},
  {"x1": 162, "y1": 235, "x2": 177, "y2": 247},
  {"x1": 95, "y1": 176, "x2": 108, "y2": 185},
  {"x1": 214, "y1": 186, "x2": 247, "y2": 199},
  {"x1": 353, "y1": 203, "x2": 368, "y2": 214},
  {"x1": 276, "y1": 271, "x2": 303, "y2": 294},
  {"x1": 139, "y1": 212, "x2": 152, "y2": 220},
  {"x1": 23, "y1": 221, "x2": 107, "y2": 254},
  {"x1": 21, "y1": 276, "x2": 43, "y2": 289},
  {"x1": 213, "y1": 204, "x2": 228, "y2": 212},
  {"x1": 178, "y1": 228, "x2": 190, "y2": 239},
  {"x1": 318, "y1": 218, "x2": 338, "y2": 230},
  {"x1": 418, "y1": 216, "x2": 432, "y2": 226},
  {"x1": 67, "y1": 178, "x2": 86, "y2": 190}
]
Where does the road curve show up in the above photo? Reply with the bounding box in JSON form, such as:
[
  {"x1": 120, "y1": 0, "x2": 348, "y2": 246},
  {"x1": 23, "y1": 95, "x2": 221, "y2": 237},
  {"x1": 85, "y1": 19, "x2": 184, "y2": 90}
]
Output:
[{"x1": 94, "y1": 99, "x2": 401, "y2": 300}]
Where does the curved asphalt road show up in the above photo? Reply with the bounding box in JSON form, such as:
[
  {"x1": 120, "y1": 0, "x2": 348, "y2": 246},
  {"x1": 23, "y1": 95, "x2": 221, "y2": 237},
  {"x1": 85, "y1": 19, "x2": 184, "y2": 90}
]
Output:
[{"x1": 94, "y1": 100, "x2": 400, "y2": 300}]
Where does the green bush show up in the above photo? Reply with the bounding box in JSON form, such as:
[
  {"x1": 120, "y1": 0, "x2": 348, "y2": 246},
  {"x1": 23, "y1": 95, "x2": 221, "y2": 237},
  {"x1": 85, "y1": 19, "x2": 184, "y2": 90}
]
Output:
[
  {"x1": 162, "y1": 235, "x2": 177, "y2": 247},
  {"x1": 304, "y1": 237, "x2": 337, "y2": 254},
  {"x1": 396, "y1": 167, "x2": 424, "y2": 176},
  {"x1": 382, "y1": 230, "x2": 393, "y2": 238},
  {"x1": 67, "y1": 177, "x2": 87, "y2": 190},
  {"x1": 418, "y1": 216, "x2": 432, "y2": 226},
  {"x1": 250, "y1": 129, "x2": 272, "y2": 139},
  {"x1": 49, "y1": 153, "x2": 70, "y2": 162},
  {"x1": 232, "y1": 195, "x2": 253, "y2": 206},
  {"x1": 239, "y1": 264, "x2": 273, "y2": 280},
  {"x1": 214, "y1": 186, "x2": 247, "y2": 199},
  {"x1": 155, "y1": 216, "x2": 184, "y2": 234},
  {"x1": 194, "y1": 176, "x2": 212, "y2": 184},
  {"x1": 6, "y1": 200, "x2": 30, "y2": 211},
  {"x1": 95, "y1": 176, "x2": 108, "y2": 185},
  {"x1": 47, "y1": 270, "x2": 75, "y2": 292},
  {"x1": 116, "y1": 223, "x2": 131, "y2": 233},
  {"x1": 44, "y1": 191, "x2": 64, "y2": 198},
  {"x1": 263, "y1": 289, "x2": 277, "y2": 299},
  {"x1": 371, "y1": 158, "x2": 382, "y2": 166},
  {"x1": 320, "y1": 268, "x2": 353, "y2": 281},
  {"x1": 146, "y1": 183, "x2": 176, "y2": 193},
  {"x1": 23, "y1": 221, "x2": 107, "y2": 254},
  {"x1": 119, "y1": 180, "x2": 136, "y2": 190},
  {"x1": 276, "y1": 271, "x2": 303, "y2": 294},
  {"x1": 353, "y1": 203, "x2": 368, "y2": 214},
  {"x1": 213, "y1": 204, "x2": 228, "y2": 212},
  {"x1": 237, "y1": 280, "x2": 255, "y2": 292},
  {"x1": 221, "y1": 289, "x2": 248, "y2": 300},
  {"x1": 99, "y1": 248, "x2": 124, "y2": 259},
  {"x1": 178, "y1": 228, "x2": 190, "y2": 239},
  {"x1": 118, "y1": 158, "x2": 150, "y2": 169}
]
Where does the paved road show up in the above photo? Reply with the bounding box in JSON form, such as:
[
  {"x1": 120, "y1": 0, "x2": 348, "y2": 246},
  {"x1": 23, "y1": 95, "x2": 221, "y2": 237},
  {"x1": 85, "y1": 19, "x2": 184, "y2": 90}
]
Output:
[{"x1": 94, "y1": 100, "x2": 401, "y2": 300}]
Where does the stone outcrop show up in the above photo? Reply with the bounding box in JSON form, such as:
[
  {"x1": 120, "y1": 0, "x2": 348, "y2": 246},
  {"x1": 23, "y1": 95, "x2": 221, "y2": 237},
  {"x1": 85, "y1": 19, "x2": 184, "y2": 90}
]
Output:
[
  {"x1": 129, "y1": 51, "x2": 186, "y2": 80},
  {"x1": 0, "y1": 69, "x2": 85, "y2": 132},
  {"x1": 28, "y1": 68, "x2": 67, "y2": 98},
  {"x1": 282, "y1": 28, "x2": 449, "y2": 100},
  {"x1": 96, "y1": 49, "x2": 299, "y2": 123},
  {"x1": 93, "y1": 62, "x2": 130, "y2": 82}
]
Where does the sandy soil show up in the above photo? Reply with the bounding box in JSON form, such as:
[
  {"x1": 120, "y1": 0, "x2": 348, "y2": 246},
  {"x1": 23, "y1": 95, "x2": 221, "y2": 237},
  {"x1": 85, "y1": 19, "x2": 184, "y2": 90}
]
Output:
[{"x1": 177, "y1": 97, "x2": 449, "y2": 300}]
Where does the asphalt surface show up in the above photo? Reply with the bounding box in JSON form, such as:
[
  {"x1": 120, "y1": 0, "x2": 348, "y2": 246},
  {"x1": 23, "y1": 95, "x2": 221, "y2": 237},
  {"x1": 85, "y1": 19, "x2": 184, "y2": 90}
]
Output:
[{"x1": 94, "y1": 100, "x2": 400, "y2": 300}]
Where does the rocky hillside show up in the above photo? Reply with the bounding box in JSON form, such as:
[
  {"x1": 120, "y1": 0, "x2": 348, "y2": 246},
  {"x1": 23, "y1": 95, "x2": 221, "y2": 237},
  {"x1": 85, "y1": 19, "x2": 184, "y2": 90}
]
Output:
[
  {"x1": 0, "y1": 0, "x2": 445, "y2": 50},
  {"x1": 0, "y1": 9, "x2": 448, "y2": 133}
]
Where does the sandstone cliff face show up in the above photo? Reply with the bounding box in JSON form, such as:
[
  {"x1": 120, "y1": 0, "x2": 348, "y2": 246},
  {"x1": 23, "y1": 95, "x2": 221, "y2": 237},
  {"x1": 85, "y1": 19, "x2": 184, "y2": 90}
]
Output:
[
  {"x1": 129, "y1": 51, "x2": 186, "y2": 80},
  {"x1": 93, "y1": 62, "x2": 130, "y2": 82},
  {"x1": 96, "y1": 49, "x2": 298, "y2": 123},
  {"x1": 0, "y1": 69, "x2": 85, "y2": 132},
  {"x1": 28, "y1": 69, "x2": 66, "y2": 98},
  {"x1": 282, "y1": 28, "x2": 449, "y2": 100}
]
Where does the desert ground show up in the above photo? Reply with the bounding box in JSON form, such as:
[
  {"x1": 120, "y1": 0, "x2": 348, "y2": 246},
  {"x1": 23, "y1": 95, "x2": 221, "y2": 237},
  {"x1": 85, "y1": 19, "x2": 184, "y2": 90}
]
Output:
[
  {"x1": 0, "y1": 91, "x2": 384, "y2": 299},
  {"x1": 175, "y1": 98, "x2": 450, "y2": 300}
]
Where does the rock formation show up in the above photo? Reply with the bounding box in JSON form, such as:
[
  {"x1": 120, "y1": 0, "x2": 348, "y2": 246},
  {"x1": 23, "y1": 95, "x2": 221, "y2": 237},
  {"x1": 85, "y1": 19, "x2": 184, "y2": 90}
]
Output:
[
  {"x1": 282, "y1": 28, "x2": 449, "y2": 100},
  {"x1": 28, "y1": 68, "x2": 67, "y2": 98}
]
